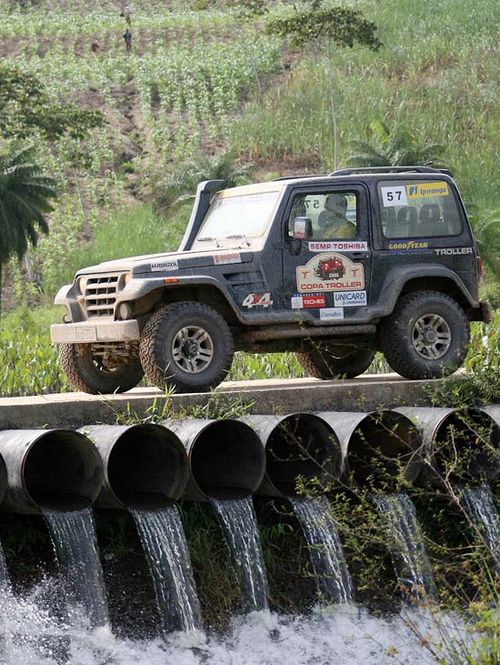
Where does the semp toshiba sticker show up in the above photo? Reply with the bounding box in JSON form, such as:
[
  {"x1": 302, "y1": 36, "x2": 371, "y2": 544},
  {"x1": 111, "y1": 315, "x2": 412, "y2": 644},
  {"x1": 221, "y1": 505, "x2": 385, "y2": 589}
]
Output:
[
  {"x1": 308, "y1": 241, "x2": 368, "y2": 252},
  {"x1": 296, "y1": 253, "x2": 365, "y2": 294},
  {"x1": 334, "y1": 290, "x2": 367, "y2": 307},
  {"x1": 291, "y1": 293, "x2": 326, "y2": 309}
]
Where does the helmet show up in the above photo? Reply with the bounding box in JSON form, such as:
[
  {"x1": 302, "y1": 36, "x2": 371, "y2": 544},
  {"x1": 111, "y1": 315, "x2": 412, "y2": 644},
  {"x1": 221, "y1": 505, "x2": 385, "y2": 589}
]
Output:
[{"x1": 325, "y1": 193, "x2": 347, "y2": 215}]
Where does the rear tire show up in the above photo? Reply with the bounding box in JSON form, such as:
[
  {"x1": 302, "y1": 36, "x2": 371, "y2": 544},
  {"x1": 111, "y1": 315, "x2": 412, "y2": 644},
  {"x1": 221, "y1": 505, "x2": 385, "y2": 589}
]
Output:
[
  {"x1": 296, "y1": 343, "x2": 375, "y2": 379},
  {"x1": 59, "y1": 343, "x2": 144, "y2": 394},
  {"x1": 139, "y1": 302, "x2": 234, "y2": 393},
  {"x1": 379, "y1": 290, "x2": 469, "y2": 379}
]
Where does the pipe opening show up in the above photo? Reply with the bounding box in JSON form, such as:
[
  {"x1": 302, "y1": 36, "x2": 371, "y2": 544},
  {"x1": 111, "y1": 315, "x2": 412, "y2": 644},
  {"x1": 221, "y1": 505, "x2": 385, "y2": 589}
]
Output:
[
  {"x1": 190, "y1": 421, "x2": 265, "y2": 499},
  {"x1": 0, "y1": 454, "x2": 6, "y2": 507},
  {"x1": 346, "y1": 412, "x2": 422, "y2": 490},
  {"x1": 23, "y1": 431, "x2": 102, "y2": 511},
  {"x1": 265, "y1": 415, "x2": 340, "y2": 496},
  {"x1": 107, "y1": 425, "x2": 188, "y2": 509},
  {"x1": 432, "y1": 410, "x2": 500, "y2": 483}
]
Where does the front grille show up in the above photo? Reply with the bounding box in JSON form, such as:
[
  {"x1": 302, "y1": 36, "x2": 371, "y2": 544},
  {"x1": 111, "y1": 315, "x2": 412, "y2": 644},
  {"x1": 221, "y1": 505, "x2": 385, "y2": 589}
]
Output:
[{"x1": 83, "y1": 273, "x2": 123, "y2": 318}]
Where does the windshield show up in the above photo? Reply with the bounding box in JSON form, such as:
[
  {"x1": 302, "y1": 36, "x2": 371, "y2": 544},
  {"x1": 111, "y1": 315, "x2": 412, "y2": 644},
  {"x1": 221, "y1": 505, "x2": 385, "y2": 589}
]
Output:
[{"x1": 194, "y1": 190, "x2": 281, "y2": 246}]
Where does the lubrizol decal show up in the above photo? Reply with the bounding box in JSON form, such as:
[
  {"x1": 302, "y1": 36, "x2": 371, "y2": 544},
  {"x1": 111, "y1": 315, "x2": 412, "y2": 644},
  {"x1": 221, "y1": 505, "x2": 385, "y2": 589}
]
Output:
[
  {"x1": 320, "y1": 308, "x2": 344, "y2": 321},
  {"x1": 334, "y1": 290, "x2": 367, "y2": 307},
  {"x1": 308, "y1": 241, "x2": 368, "y2": 252},
  {"x1": 296, "y1": 253, "x2": 365, "y2": 293},
  {"x1": 213, "y1": 252, "x2": 242, "y2": 265},
  {"x1": 151, "y1": 258, "x2": 178, "y2": 271},
  {"x1": 407, "y1": 181, "x2": 449, "y2": 199}
]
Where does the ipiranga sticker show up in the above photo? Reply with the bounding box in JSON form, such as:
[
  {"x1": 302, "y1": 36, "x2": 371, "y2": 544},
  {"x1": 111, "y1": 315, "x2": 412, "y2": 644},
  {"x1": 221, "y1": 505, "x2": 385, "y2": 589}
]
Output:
[
  {"x1": 334, "y1": 290, "x2": 367, "y2": 307},
  {"x1": 320, "y1": 308, "x2": 344, "y2": 321},
  {"x1": 151, "y1": 259, "x2": 178, "y2": 272},
  {"x1": 296, "y1": 253, "x2": 365, "y2": 294},
  {"x1": 407, "y1": 181, "x2": 449, "y2": 199}
]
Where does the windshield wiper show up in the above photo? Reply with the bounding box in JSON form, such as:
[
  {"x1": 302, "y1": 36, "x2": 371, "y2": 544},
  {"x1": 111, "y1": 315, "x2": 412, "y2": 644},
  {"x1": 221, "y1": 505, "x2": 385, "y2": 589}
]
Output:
[
  {"x1": 197, "y1": 236, "x2": 221, "y2": 247},
  {"x1": 225, "y1": 234, "x2": 250, "y2": 247}
]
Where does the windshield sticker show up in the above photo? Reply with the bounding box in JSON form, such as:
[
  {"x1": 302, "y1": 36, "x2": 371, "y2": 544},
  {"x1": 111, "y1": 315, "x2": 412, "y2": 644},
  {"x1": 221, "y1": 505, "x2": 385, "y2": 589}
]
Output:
[
  {"x1": 334, "y1": 290, "x2": 367, "y2": 307},
  {"x1": 387, "y1": 240, "x2": 429, "y2": 251},
  {"x1": 407, "y1": 181, "x2": 449, "y2": 199},
  {"x1": 296, "y1": 253, "x2": 365, "y2": 293},
  {"x1": 320, "y1": 307, "x2": 344, "y2": 321},
  {"x1": 213, "y1": 252, "x2": 242, "y2": 265},
  {"x1": 291, "y1": 293, "x2": 326, "y2": 309},
  {"x1": 435, "y1": 247, "x2": 473, "y2": 256},
  {"x1": 151, "y1": 259, "x2": 178, "y2": 272},
  {"x1": 308, "y1": 241, "x2": 368, "y2": 252},
  {"x1": 242, "y1": 293, "x2": 273, "y2": 308},
  {"x1": 381, "y1": 186, "x2": 408, "y2": 207}
]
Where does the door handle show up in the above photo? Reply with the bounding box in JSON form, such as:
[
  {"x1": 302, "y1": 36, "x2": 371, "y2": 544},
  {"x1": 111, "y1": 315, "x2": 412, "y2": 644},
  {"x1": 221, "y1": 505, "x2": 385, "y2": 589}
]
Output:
[{"x1": 351, "y1": 252, "x2": 369, "y2": 258}]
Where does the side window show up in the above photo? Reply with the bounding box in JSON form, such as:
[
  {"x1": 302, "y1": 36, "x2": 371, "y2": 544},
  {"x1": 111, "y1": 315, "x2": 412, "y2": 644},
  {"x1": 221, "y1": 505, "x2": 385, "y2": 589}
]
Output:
[
  {"x1": 287, "y1": 191, "x2": 358, "y2": 239},
  {"x1": 378, "y1": 180, "x2": 462, "y2": 238}
]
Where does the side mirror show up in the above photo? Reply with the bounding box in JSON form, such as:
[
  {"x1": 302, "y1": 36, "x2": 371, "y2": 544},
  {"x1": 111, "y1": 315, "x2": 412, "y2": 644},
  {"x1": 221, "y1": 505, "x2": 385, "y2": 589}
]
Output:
[{"x1": 292, "y1": 216, "x2": 312, "y2": 240}]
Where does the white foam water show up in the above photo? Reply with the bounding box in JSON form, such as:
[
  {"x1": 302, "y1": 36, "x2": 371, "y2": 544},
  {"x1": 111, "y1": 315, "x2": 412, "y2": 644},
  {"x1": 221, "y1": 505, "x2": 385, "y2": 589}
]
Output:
[
  {"x1": 0, "y1": 583, "x2": 477, "y2": 665},
  {"x1": 460, "y1": 484, "x2": 500, "y2": 574}
]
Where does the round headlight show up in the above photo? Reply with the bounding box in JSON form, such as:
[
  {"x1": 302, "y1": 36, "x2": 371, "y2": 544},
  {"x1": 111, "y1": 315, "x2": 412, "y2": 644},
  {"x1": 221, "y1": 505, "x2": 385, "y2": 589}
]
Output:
[{"x1": 78, "y1": 276, "x2": 88, "y2": 292}]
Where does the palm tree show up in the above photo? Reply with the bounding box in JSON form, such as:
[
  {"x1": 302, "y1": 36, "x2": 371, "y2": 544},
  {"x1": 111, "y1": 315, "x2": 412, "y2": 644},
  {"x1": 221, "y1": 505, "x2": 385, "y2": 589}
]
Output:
[
  {"x1": 346, "y1": 119, "x2": 445, "y2": 168},
  {"x1": 0, "y1": 143, "x2": 56, "y2": 317}
]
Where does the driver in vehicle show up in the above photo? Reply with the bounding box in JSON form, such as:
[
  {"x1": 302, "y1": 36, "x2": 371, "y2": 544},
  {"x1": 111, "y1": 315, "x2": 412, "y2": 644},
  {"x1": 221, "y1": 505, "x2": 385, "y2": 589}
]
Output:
[{"x1": 317, "y1": 193, "x2": 357, "y2": 239}]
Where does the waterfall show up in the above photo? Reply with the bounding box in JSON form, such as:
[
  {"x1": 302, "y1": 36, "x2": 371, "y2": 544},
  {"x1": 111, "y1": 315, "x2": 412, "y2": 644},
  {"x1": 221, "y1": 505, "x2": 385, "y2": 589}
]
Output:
[
  {"x1": 373, "y1": 493, "x2": 436, "y2": 599},
  {"x1": 289, "y1": 495, "x2": 354, "y2": 603},
  {"x1": 130, "y1": 504, "x2": 202, "y2": 635},
  {"x1": 461, "y1": 484, "x2": 500, "y2": 574},
  {"x1": 209, "y1": 496, "x2": 269, "y2": 612},
  {"x1": 0, "y1": 543, "x2": 9, "y2": 589},
  {"x1": 43, "y1": 508, "x2": 109, "y2": 627}
]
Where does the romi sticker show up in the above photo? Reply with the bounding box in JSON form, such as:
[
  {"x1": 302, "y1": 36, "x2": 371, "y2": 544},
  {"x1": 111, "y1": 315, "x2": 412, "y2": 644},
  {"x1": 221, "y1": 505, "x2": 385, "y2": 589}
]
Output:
[
  {"x1": 334, "y1": 290, "x2": 367, "y2": 307},
  {"x1": 213, "y1": 252, "x2": 242, "y2": 265}
]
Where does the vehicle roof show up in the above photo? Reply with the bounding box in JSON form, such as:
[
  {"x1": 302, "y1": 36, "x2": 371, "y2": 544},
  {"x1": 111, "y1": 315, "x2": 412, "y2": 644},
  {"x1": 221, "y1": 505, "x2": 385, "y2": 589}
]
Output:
[{"x1": 217, "y1": 168, "x2": 455, "y2": 197}]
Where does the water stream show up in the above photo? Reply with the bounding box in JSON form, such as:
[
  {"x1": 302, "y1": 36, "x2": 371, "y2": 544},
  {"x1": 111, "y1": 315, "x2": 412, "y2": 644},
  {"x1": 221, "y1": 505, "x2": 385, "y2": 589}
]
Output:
[
  {"x1": 131, "y1": 504, "x2": 202, "y2": 635},
  {"x1": 460, "y1": 484, "x2": 500, "y2": 574},
  {"x1": 43, "y1": 508, "x2": 109, "y2": 628},
  {"x1": 372, "y1": 492, "x2": 436, "y2": 599},
  {"x1": 289, "y1": 495, "x2": 354, "y2": 603},
  {"x1": 0, "y1": 542, "x2": 9, "y2": 589},
  {"x1": 210, "y1": 496, "x2": 269, "y2": 611}
]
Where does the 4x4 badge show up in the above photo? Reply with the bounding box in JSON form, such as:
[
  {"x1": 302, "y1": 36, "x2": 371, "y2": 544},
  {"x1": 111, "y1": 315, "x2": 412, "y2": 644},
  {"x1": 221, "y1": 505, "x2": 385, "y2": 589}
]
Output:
[{"x1": 296, "y1": 253, "x2": 365, "y2": 293}]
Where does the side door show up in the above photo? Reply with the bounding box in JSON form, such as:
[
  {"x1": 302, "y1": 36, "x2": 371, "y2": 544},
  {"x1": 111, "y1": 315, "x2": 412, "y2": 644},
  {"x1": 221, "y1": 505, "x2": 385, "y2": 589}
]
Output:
[{"x1": 281, "y1": 184, "x2": 373, "y2": 323}]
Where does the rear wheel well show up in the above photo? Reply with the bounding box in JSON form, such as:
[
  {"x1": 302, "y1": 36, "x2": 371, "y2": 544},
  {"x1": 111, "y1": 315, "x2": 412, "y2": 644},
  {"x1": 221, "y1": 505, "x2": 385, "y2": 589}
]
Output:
[{"x1": 399, "y1": 277, "x2": 471, "y2": 314}]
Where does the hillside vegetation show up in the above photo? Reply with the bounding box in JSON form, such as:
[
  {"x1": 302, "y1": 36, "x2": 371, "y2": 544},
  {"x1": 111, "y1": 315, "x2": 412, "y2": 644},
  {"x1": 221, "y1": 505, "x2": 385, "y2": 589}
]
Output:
[{"x1": 0, "y1": 0, "x2": 498, "y2": 395}]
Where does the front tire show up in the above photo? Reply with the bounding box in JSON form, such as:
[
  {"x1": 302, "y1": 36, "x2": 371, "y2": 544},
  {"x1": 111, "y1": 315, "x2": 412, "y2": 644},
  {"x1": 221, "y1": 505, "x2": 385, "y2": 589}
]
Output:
[
  {"x1": 379, "y1": 290, "x2": 469, "y2": 379},
  {"x1": 139, "y1": 302, "x2": 234, "y2": 393},
  {"x1": 296, "y1": 343, "x2": 375, "y2": 379},
  {"x1": 59, "y1": 343, "x2": 144, "y2": 394}
]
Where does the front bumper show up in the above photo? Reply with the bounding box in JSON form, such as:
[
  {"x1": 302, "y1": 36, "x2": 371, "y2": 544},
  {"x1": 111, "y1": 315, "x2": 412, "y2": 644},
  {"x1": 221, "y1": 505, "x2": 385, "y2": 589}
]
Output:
[{"x1": 51, "y1": 320, "x2": 140, "y2": 344}]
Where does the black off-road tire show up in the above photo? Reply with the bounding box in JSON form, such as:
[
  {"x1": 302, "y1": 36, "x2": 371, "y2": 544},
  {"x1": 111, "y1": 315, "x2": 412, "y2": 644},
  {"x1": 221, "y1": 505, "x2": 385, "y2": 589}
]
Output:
[
  {"x1": 59, "y1": 343, "x2": 144, "y2": 394},
  {"x1": 379, "y1": 290, "x2": 469, "y2": 379},
  {"x1": 139, "y1": 302, "x2": 234, "y2": 393},
  {"x1": 296, "y1": 343, "x2": 375, "y2": 379}
]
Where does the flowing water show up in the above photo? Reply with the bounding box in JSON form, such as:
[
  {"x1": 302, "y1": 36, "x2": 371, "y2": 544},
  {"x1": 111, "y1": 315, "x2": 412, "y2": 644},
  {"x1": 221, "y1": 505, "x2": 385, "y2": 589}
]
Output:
[
  {"x1": 461, "y1": 484, "x2": 500, "y2": 574},
  {"x1": 0, "y1": 542, "x2": 9, "y2": 589},
  {"x1": 373, "y1": 493, "x2": 436, "y2": 599},
  {"x1": 0, "y1": 583, "x2": 475, "y2": 665},
  {"x1": 131, "y1": 504, "x2": 202, "y2": 635},
  {"x1": 210, "y1": 496, "x2": 269, "y2": 612},
  {"x1": 289, "y1": 495, "x2": 354, "y2": 603},
  {"x1": 43, "y1": 508, "x2": 109, "y2": 628}
]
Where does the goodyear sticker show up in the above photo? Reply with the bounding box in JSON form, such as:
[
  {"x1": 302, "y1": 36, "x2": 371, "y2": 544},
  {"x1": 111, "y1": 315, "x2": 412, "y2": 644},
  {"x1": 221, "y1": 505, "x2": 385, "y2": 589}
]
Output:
[
  {"x1": 407, "y1": 181, "x2": 449, "y2": 199},
  {"x1": 296, "y1": 253, "x2": 365, "y2": 294},
  {"x1": 387, "y1": 240, "x2": 429, "y2": 251}
]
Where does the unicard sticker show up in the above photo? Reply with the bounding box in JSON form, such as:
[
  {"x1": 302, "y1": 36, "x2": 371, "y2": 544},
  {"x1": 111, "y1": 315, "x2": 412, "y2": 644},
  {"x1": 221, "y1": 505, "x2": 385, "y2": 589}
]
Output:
[
  {"x1": 334, "y1": 290, "x2": 367, "y2": 307},
  {"x1": 296, "y1": 253, "x2": 365, "y2": 293}
]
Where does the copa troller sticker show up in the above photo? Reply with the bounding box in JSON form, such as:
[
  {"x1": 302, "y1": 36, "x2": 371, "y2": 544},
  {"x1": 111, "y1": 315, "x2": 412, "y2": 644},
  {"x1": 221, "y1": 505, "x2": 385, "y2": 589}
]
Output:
[{"x1": 296, "y1": 253, "x2": 365, "y2": 293}]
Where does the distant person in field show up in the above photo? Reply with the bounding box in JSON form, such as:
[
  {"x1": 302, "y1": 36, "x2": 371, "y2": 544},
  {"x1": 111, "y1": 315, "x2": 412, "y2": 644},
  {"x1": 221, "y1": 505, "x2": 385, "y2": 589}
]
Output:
[
  {"x1": 123, "y1": 29, "x2": 132, "y2": 52},
  {"x1": 120, "y1": 4, "x2": 132, "y2": 25},
  {"x1": 91, "y1": 39, "x2": 100, "y2": 53}
]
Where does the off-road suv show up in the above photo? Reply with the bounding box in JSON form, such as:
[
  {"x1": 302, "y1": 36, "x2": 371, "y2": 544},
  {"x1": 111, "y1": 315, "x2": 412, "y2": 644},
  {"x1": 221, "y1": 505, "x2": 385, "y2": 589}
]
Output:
[{"x1": 51, "y1": 166, "x2": 491, "y2": 394}]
